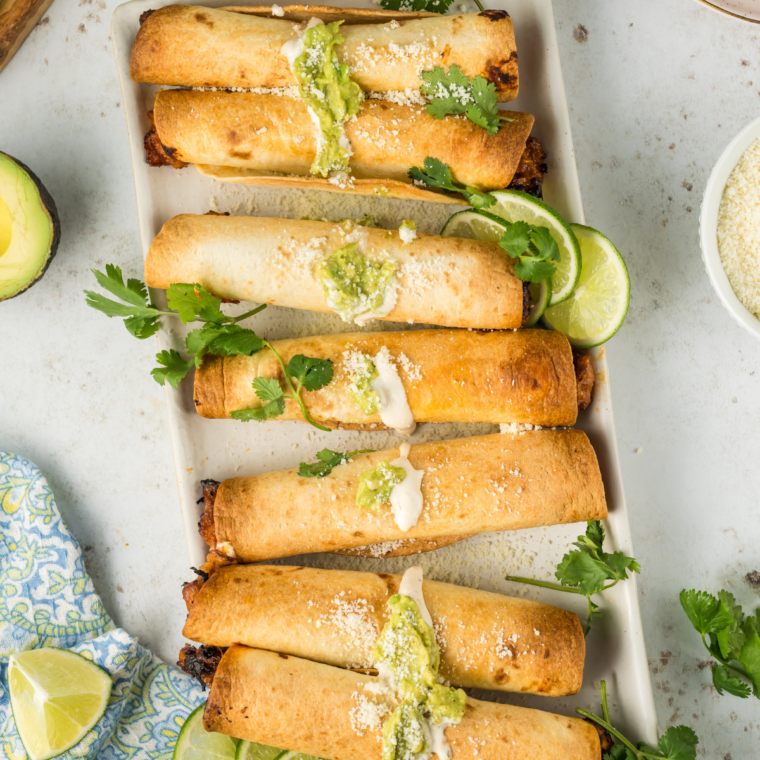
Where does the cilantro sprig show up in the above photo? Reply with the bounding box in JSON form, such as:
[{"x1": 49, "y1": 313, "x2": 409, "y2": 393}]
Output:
[
  {"x1": 85, "y1": 266, "x2": 334, "y2": 431},
  {"x1": 505, "y1": 521, "x2": 640, "y2": 635},
  {"x1": 498, "y1": 220, "x2": 560, "y2": 282},
  {"x1": 298, "y1": 448, "x2": 375, "y2": 477},
  {"x1": 409, "y1": 157, "x2": 495, "y2": 209},
  {"x1": 379, "y1": 0, "x2": 469, "y2": 13},
  {"x1": 421, "y1": 65, "x2": 512, "y2": 135},
  {"x1": 578, "y1": 680, "x2": 698, "y2": 760},
  {"x1": 680, "y1": 588, "x2": 760, "y2": 699}
]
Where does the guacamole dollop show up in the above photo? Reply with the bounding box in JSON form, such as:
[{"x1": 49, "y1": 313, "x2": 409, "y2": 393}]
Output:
[
  {"x1": 292, "y1": 21, "x2": 364, "y2": 177},
  {"x1": 373, "y1": 594, "x2": 466, "y2": 760},
  {"x1": 357, "y1": 461, "x2": 406, "y2": 510},
  {"x1": 347, "y1": 353, "x2": 380, "y2": 415},
  {"x1": 319, "y1": 243, "x2": 397, "y2": 324}
]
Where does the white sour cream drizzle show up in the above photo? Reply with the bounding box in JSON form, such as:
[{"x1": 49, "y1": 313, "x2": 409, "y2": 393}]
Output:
[
  {"x1": 281, "y1": 18, "x2": 325, "y2": 154},
  {"x1": 397, "y1": 567, "x2": 455, "y2": 760},
  {"x1": 370, "y1": 346, "x2": 416, "y2": 436},
  {"x1": 397, "y1": 566, "x2": 432, "y2": 625},
  {"x1": 389, "y1": 442, "x2": 424, "y2": 531}
]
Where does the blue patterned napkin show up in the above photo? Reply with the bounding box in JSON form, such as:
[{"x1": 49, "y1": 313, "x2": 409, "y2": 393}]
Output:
[{"x1": 0, "y1": 452, "x2": 205, "y2": 759}]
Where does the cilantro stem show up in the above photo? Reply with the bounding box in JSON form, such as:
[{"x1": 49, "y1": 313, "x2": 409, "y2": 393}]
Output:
[
  {"x1": 473, "y1": 0, "x2": 485, "y2": 10},
  {"x1": 264, "y1": 340, "x2": 331, "y2": 433},
  {"x1": 600, "y1": 679, "x2": 611, "y2": 724},
  {"x1": 231, "y1": 304, "x2": 268, "y2": 323},
  {"x1": 503, "y1": 575, "x2": 585, "y2": 594},
  {"x1": 575, "y1": 707, "x2": 643, "y2": 758}
]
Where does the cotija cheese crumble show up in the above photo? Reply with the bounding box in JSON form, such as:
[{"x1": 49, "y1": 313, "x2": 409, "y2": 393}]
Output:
[{"x1": 717, "y1": 135, "x2": 760, "y2": 318}]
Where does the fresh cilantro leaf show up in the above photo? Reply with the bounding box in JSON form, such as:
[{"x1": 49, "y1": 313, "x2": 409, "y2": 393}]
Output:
[
  {"x1": 84, "y1": 291, "x2": 157, "y2": 320},
  {"x1": 556, "y1": 551, "x2": 617, "y2": 596},
  {"x1": 498, "y1": 222, "x2": 561, "y2": 283},
  {"x1": 408, "y1": 157, "x2": 495, "y2": 209},
  {"x1": 679, "y1": 590, "x2": 735, "y2": 635},
  {"x1": 738, "y1": 632, "x2": 760, "y2": 695},
  {"x1": 151, "y1": 349, "x2": 194, "y2": 389},
  {"x1": 716, "y1": 590, "x2": 747, "y2": 661},
  {"x1": 712, "y1": 664, "x2": 752, "y2": 698},
  {"x1": 655, "y1": 725, "x2": 699, "y2": 760},
  {"x1": 507, "y1": 521, "x2": 639, "y2": 636},
  {"x1": 498, "y1": 221, "x2": 532, "y2": 257},
  {"x1": 421, "y1": 66, "x2": 512, "y2": 135},
  {"x1": 379, "y1": 0, "x2": 455, "y2": 13},
  {"x1": 253, "y1": 377, "x2": 285, "y2": 403},
  {"x1": 286, "y1": 355, "x2": 334, "y2": 392},
  {"x1": 124, "y1": 314, "x2": 161, "y2": 339},
  {"x1": 231, "y1": 400, "x2": 285, "y2": 422},
  {"x1": 514, "y1": 258, "x2": 556, "y2": 283},
  {"x1": 298, "y1": 448, "x2": 375, "y2": 477},
  {"x1": 209, "y1": 326, "x2": 264, "y2": 357},
  {"x1": 167, "y1": 283, "x2": 225, "y2": 324},
  {"x1": 93, "y1": 265, "x2": 153, "y2": 308}
]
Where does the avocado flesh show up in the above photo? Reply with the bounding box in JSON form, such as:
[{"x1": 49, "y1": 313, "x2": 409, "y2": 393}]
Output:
[{"x1": 0, "y1": 152, "x2": 60, "y2": 301}]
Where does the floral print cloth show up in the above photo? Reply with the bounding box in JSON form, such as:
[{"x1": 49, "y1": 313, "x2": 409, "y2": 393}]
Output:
[{"x1": 0, "y1": 451, "x2": 205, "y2": 759}]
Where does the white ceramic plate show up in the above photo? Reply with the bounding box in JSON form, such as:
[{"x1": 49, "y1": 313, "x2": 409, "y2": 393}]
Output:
[
  {"x1": 111, "y1": 0, "x2": 657, "y2": 742},
  {"x1": 694, "y1": 0, "x2": 760, "y2": 22}
]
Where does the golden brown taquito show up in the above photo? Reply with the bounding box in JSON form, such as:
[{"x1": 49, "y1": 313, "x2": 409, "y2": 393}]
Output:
[
  {"x1": 144, "y1": 215, "x2": 525, "y2": 329},
  {"x1": 193, "y1": 329, "x2": 579, "y2": 427},
  {"x1": 151, "y1": 89, "x2": 534, "y2": 195},
  {"x1": 183, "y1": 564, "x2": 586, "y2": 696},
  {"x1": 204, "y1": 646, "x2": 602, "y2": 760},
  {"x1": 202, "y1": 431, "x2": 606, "y2": 561},
  {"x1": 131, "y1": 5, "x2": 519, "y2": 100}
]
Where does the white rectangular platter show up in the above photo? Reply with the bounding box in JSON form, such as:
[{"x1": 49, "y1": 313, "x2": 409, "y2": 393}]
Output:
[{"x1": 112, "y1": 0, "x2": 658, "y2": 744}]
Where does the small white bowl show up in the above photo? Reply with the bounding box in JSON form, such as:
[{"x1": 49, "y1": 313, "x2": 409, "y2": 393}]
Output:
[{"x1": 700, "y1": 115, "x2": 760, "y2": 341}]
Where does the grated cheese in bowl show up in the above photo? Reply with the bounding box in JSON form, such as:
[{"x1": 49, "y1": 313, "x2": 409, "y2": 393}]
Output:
[{"x1": 717, "y1": 135, "x2": 760, "y2": 319}]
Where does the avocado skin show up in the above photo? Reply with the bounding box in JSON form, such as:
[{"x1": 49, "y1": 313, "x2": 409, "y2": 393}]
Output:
[{"x1": 0, "y1": 152, "x2": 61, "y2": 302}]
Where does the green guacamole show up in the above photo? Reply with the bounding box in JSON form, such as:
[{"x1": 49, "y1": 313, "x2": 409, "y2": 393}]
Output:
[
  {"x1": 319, "y1": 243, "x2": 397, "y2": 323},
  {"x1": 292, "y1": 21, "x2": 364, "y2": 177},
  {"x1": 357, "y1": 461, "x2": 406, "y2": 510},
  {"x1": 373, "y1": 594, "x2": 466, "y2": 760},
  {"x1": 347, "y1": 353, "x2": 380, "y2": 415}
]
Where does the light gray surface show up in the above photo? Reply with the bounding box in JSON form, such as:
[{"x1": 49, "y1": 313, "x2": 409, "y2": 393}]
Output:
[{"x1": 0, "y1": 0, "x2": 758, "y2": 755}]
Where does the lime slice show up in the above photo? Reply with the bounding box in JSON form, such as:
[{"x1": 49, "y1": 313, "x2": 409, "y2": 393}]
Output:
[
  {"x1": 236, "y1": 741, "x2": 287, "y2": 760},
  {"x1": 486, "y1": 190, "x2": 581, "y2": 305},
  {"x1": 8, "y1": 647, "x2": 112, "y2": 760},
  {"x1": 280, "y1": 753, "x2": 326, "y2": 760},
  {"x1": 174, "y1": 703, "x2": 239, "y2": 760},
  {"x1": 439, "y1": 209, "x2": 506, "y2": 242},
  {"x1": 542, "y1": 224, "x2": 630, "y2": 347},
  {"x1": 525, "y1": 278, "x2": 552, "y2": 327}
]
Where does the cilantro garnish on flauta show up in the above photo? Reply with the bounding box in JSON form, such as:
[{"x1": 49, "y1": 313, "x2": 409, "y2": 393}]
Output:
[
  {"x1": 408, "y1": 157, "x2": 495, "y2": 209},
  {"x1": 505, "y1": 520, "x2": 640, "y2": 635},
  {"x1": 85, "y1": 266, "x2": 334, "y2": 431},
  {"x1": 421, "y1": 65, "x2": 513, "y2": 134}
]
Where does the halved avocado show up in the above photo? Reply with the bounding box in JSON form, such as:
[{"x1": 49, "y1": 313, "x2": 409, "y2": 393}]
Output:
[{"x1": 0, "y1": 152, "x2": 61, "y2": 301}]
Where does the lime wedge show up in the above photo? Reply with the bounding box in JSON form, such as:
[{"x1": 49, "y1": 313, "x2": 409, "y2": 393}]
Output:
[
  {"x1": 526, "y1": 278, "x2": 552, "y2": 327},
  {"x1": 280, "y1": 753, "x2": 326, "y2": 760},
  {"x1": 236, "y1": 741, "x2": 287, "y2": 760},
  {"x1": 486, "y1": 190, "x2": 581, "y2": 305},
  {"x1": 542, "y1": 224, "x2": 630, "y2": 347},
  {"x1": 439, "y1": 209, "x2": 506, "y2": 242},
  {"x1": 174, "y1": 703, "x2": 239, "y2": 760},
  {"x1": 8, "y1": 647, "x2": 112, "y2": 760}
]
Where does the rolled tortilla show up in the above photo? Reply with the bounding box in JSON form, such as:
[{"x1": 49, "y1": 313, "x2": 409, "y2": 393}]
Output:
[
  {"x1": 204, "y1": 646, "x2": 602, "y2": 759},
  {"x1": 200, "y1": 430, "x2": 607, "y2": 560},
  {"x1": 151, "y1": 89, "x2": 534, "y2": 195},
  {"x1": 193, "y1": 329, "x2": 580, "y2": 427},
  {"x1": 183, "y1": 564, "x2": 586, "y2": 696},
  {"x1": 144, "y1": 215, "x2": 526, "y2": 329},
  {"x1": 131, "y1": 5, "x2": 519, "y2": 101}
]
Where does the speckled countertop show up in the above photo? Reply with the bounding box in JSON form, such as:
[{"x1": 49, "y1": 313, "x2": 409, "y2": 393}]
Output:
[{"x1": 1, "y1": 0, "x2": 759, "y2": 756}]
